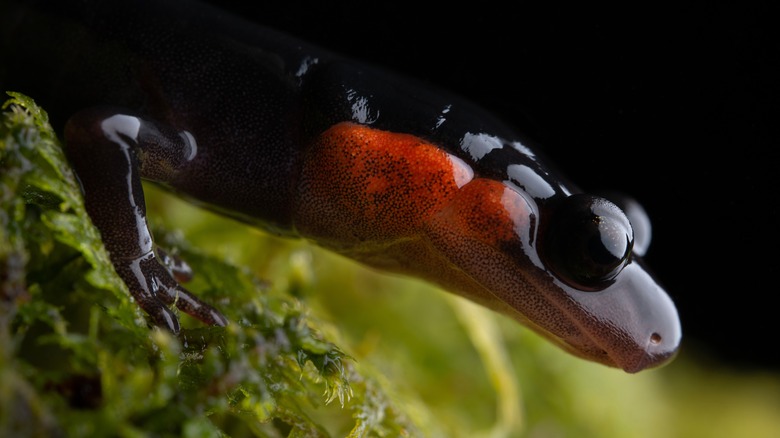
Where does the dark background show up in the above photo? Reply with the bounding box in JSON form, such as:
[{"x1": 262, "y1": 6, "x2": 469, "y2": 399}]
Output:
[{"x1": 214, "y1": 2, "x2": 778, "y2": 371}]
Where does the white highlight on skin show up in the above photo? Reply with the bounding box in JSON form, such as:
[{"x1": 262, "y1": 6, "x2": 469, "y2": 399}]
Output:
[
  {"x1": 500, "y1": 187, "x2": 542, "y2": 269},
  {"x1": 446, "y1": 153, "x2": 475, "y2": 188},
  {"x1": 296, "y1": 56, "x2": 319, "y2": 77},
  {"x1": 506, "y1": 164, "x2": 555, "y2": 199},
  {"x1": 100, "y1": 114, "x2": 153, "y2": 252},
  {"x1": 461, "y1": 132, "x2": 503, "y2": 161},
  {"x1": 179, "y1": 130, "x2": 198, "y2": 161},
  {"x1": 346, "y1": 89, "x2": 379, "y2": 124},
  {"x1": 509, "y1": 140, "x2": 535, "y2": 159},
  {"x1": 102, "y1": 114, "x2": 140, "y2": 141},
  {"x1": 435, "y1": 104, "x2": 452, "y2": 129}
]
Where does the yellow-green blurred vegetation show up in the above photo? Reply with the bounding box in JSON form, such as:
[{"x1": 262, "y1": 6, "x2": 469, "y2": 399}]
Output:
[{"x1": 2, "y1": 94, "x2": 779, "y2": 437}]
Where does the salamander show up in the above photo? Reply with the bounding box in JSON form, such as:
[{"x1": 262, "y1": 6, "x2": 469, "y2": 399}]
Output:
[{"x1": 0, "y1": 0, "x2": 681, "y2": 372}]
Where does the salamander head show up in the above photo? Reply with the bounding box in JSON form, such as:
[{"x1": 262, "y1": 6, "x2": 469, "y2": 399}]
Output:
[
  {"x1": 426, "y1": 180, "x2": 681, "y2": 372},
  {"x1": 294, "y1": 123, "x2": 680, "y2": 371}
]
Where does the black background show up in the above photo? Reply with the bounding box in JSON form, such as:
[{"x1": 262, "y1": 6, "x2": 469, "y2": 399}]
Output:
[{"x1": 214, "y1": 2, "x2": 778, "y2": 371}]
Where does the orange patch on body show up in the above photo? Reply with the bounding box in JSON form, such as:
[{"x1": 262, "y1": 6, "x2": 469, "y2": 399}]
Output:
[
  {"x1": 295, "y1": 122, "x2": 474, "y2": 248},
  {"x1": 429, "y1": 180, "x2": 530, "y2": 247}
]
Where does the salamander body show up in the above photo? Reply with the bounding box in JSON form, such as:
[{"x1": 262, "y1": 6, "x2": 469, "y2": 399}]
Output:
[{"x1": 0, "y1": 0, "x2": 681, "y2": 372}]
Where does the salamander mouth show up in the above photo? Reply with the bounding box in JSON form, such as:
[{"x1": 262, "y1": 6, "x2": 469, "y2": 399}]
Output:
[
  {"x1": 555, "y1": 332, "x2": 673, "y2": 373},
  {"x1": 483, "y1": 260, "x2": 681, "y2": 373},
  {"x1": 510, "y1": 312, "x2": 637, "y2": 371}
]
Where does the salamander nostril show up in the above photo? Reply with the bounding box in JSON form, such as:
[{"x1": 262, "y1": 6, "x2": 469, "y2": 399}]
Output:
[{"x1": 650, "y1": 332, "x2": 662, "y2": 345}]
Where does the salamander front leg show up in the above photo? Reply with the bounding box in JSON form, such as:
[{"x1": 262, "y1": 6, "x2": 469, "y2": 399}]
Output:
[{"x1": 64, "y1": 107, "x2": 228, "y2": 333}]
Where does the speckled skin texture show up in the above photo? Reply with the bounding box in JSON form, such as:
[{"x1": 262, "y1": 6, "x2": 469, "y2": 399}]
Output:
[
  {"x1": 1, "y1": 0, "x2": 681, "y2": 371},
  {"x1": 296, "y1": 123, "x2": 470, "y2": 247}
]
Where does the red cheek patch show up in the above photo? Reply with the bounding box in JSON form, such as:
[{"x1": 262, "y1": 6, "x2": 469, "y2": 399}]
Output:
[{"x1": 427, "y1": 179, "x2": 530, "y2": 248}]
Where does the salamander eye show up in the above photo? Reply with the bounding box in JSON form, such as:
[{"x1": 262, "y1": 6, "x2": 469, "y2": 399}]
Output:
[{"x1": 542, "y1": 194, "x2": 634, "y2": 290}]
